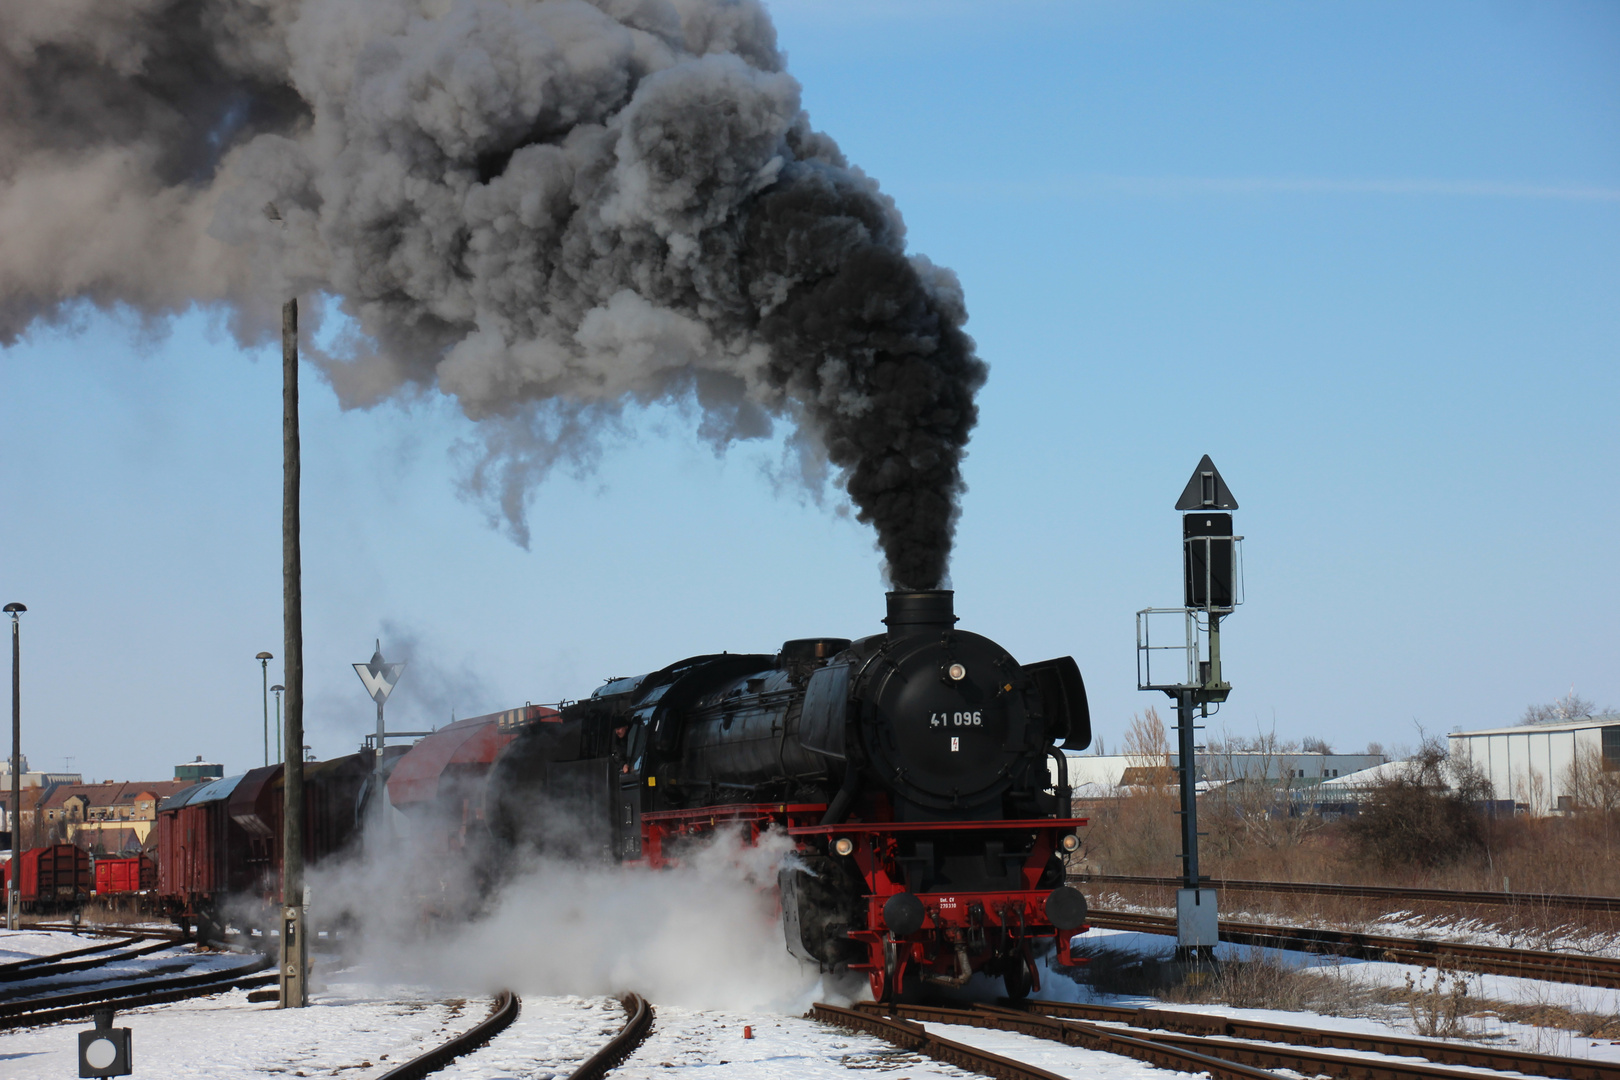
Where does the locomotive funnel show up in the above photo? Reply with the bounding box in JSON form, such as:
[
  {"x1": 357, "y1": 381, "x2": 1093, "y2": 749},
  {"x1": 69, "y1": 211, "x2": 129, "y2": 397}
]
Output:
[{"x1": 884, "y1": 590, "x2": 957, "y2": 637}]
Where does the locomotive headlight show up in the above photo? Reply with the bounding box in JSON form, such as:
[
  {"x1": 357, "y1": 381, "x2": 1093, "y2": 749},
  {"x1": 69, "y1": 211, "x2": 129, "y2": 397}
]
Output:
[
  {"x1": 1060, "y1": 833, "x2": 1081, "y2": 853},
  {"x1": 947, "y1": 662, "x2": 966, "y2": 681},
  {"x1": 833, "y1": 837, "x2": 855, "y2": 857}
]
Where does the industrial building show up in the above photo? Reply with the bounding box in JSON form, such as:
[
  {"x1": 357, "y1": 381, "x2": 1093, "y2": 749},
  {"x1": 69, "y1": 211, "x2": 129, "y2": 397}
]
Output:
[{"x1": 1448, "y1": 717, "x2": 1620, "y2": 815}]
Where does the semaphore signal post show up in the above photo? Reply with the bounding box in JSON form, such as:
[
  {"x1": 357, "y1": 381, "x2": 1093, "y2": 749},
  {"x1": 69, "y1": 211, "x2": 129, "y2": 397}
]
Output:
[{"x1": 1137, "y1": 455, "x2": 1244, "y2": 962}]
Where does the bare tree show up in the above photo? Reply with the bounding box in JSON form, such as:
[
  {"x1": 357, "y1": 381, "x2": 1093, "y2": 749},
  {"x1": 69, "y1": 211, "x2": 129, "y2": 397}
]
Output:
[
  {"x1": 1564, "y1": 747, "x2": 1620, "y2": 814},
  {"x1": 1522, "y1": 690, "x2": 1609, "y2": 725}
]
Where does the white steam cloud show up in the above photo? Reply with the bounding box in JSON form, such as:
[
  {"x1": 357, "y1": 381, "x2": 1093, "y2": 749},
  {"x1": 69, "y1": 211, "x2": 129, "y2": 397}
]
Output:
[{"x1": 308, "y1": 821, "x2": 861, "y2": 1012}]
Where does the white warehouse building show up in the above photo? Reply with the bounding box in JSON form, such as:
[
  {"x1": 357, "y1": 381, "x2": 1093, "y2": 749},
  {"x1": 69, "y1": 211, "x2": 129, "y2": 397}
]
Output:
[{"x1": 1448, "y1": 718, "x2": 1620, "y2": 815}]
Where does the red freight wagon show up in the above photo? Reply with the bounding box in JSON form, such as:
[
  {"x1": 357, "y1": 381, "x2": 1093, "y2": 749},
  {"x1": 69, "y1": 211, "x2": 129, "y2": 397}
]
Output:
[
  {"x1": 94, "y1": 855, "x2": 157, "y2": 897},
  {"x1": 388, "y1": 709, "x2": 543, "y2": 852},
  {"x1": 2, "y1": 844, "x2": 92, "y2": 912}
]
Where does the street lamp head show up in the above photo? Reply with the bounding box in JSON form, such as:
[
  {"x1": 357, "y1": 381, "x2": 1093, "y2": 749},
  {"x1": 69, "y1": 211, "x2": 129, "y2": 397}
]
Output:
[
  {"x1": 2, "y1": 603, "x2": 23, "y2": 614},
  {"x1": 271, "y1": 684, "x2": 285, "y2": 694},
  {"x1": 256, "y1": 651, "x2": 274, "y2": 661}
]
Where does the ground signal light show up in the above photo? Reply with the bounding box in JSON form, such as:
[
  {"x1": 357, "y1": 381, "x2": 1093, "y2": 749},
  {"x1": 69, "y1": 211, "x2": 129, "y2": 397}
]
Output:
[{"x1": 78, "y1": 1008, "x2": 132, "y2": 1077}]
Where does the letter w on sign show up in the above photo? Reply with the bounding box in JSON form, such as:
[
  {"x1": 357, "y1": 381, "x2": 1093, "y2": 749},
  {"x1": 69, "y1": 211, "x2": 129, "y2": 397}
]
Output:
[{"x1": 354, "y1": 645, "x2": 405, "y2": 705}]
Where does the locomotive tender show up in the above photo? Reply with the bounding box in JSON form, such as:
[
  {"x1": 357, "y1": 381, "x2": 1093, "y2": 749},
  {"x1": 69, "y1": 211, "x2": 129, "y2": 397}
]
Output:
[{"x1": 488, "y1": 590, "x2": 1092, "y2": 1000}]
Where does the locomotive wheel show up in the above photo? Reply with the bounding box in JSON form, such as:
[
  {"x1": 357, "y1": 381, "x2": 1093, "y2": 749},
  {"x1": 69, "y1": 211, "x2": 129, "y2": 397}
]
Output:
[{"x1": 1002, "y1": 953, "x2": 1032, "y2": 1001}]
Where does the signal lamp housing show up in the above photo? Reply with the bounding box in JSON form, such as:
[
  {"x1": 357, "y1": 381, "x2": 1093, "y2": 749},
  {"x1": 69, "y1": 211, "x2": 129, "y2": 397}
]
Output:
[
  {"x1": 1059, "y1": 833, "x2": 1081, "y2": 853},
  {"x1": 832, "y1": 837, "x2": 855, "y2": 857}
]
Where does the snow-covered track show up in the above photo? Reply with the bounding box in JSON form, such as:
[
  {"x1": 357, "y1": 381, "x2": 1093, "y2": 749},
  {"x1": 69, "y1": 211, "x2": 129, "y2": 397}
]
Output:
[
  {"x1": 373, "y1": 992, "x2": 650, "y2": 1080},
  {"x1": 816, "y1": 999, "x2": 1288, "y2": 1080},
  {"x1": 1079, "y1": 874, "x2": 1620, "y2": 913},
  {"x1": 0, "y1": 954, "x2": 273, "y2": 1029},
  {"x1": 375, "y1": 991, "x2": 523, "y2": 1080},
  {"x1": 1021, "y1": 998, "x2": 1616, "y2": 1080},
  {"x1": 0, "y1": 935, "x2": 147, "y2": 977},
  {"x1": 567, "y1": 993, "x2": 654, "y2": 1080},
  {"x1": 0, "y1": 938, "x2": 176, "y2": 985},
  {"x1": 881, "y1": 1003, "x2": 1613, "y2": 1080},
  {"x1": 1090, "y1": 909, "x2": 1620, "y2": 987}
]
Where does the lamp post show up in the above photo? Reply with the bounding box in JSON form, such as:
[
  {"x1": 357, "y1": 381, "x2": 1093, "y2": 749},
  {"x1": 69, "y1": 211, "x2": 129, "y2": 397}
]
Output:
[
  {"x1": 5, "y1": 602, "x2": 25, "y2": 932},
  {"x1": 256, "y1": 652, "x2": 274, "y2": 768},
  {"x1": 270, "y1": 685, "x2": 284, "y2": 765}
]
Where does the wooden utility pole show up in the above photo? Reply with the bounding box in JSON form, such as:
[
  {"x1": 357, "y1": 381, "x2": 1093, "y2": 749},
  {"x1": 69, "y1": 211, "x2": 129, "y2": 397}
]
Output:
[{"x1": 280, "y1": 298, "x2": 308, "y2": 1007}]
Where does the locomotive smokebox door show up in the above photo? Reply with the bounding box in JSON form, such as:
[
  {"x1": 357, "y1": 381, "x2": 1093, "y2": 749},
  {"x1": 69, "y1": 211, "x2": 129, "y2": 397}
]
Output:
[{"x1": 78, "y1": 1009, "x2": 132, "y2": 1077}]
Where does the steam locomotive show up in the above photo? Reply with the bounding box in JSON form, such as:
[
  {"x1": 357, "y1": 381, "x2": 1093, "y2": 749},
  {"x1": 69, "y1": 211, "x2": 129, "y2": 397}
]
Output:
[
  {"x1": 485, "y1": 590, "x2": 1092, "y2": 1000},
  {"x1": 153, "y1": 589, "x2": 1091, "y2": 999}
]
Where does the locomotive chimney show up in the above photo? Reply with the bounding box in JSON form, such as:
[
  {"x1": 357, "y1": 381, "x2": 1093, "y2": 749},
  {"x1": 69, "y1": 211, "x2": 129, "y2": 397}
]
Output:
[{"x1": 884, "y1": 590, "x2": 958, "y2": 637}]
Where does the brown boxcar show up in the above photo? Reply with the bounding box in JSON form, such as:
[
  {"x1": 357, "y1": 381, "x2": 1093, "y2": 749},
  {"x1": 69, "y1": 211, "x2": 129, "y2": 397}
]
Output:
[
  {"x1": 154, "y1": 751, "x2": 394, "y2": 937},
  {"x1": 154, "y1": 773, "x2": 255, "y2": 933},
  {"x1": 3, "y1": 844, "x2": 92, "y2": 912}
]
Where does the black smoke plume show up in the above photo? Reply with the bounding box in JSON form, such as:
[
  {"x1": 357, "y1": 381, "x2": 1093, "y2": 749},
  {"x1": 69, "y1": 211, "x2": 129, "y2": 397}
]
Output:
[{"x1": 0, "y1": 0, "x2": 985, "y2": 588}]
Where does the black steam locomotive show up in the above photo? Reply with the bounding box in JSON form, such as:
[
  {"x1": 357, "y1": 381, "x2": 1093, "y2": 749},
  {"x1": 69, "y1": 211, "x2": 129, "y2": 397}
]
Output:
[{"x1": 486, "y1": 590, "x2": 1092, "y2": 1000}]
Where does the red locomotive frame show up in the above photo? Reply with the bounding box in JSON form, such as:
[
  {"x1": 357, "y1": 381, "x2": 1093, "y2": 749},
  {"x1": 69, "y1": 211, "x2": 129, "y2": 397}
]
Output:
[{"x1": 638, "y1": 802, "x2": 1087, "y2": 1000}]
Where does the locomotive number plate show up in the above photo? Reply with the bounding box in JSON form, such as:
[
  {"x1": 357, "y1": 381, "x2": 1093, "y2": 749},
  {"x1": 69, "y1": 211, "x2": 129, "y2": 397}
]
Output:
[{"x1": 929, "y1": 711, "x2": 983, "y2": 727}]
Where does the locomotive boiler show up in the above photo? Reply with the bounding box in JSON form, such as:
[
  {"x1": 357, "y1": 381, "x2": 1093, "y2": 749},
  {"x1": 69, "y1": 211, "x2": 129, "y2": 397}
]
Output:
[{"x1": 487, "y1": 590, "x2": 1093, "y2": 1000}]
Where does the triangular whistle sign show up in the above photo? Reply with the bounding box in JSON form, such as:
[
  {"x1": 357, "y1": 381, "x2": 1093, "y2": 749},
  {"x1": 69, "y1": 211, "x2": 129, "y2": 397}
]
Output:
[
  {"x1": 354, "y1": 642, "x2": 405, "y2": 705},
  {"x1": 1174, "y1": 454, "x2": 1238, "y2": 511}
]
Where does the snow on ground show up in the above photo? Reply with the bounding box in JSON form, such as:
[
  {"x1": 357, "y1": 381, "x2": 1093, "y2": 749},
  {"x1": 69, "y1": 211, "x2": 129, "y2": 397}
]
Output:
[
  {"x1": 0, "y1": 977, "x2": 484, "y2": 1079},
  {"x1": 1053, "y1": 926, "x2": 1620, "y2": 1063},
  {"x1": 0, "y1": 942, "x2": 257, "y2": 1000},
  {"x1": 917, "y1": 1021, "x2": 1204, "y2": 1080},
  {"x1": 6, "y1": 925, "x2": 1620, "y2": 1078},
  {"x1": 1090, "y1": 891, "x2": 1620, "y2": 959},
  {"x1": 0, "y1": 930, "x2": 125, "y2": 964},
  {"x1": 611, "y1": 1004, "x2": 1182, "y2": 1080}
]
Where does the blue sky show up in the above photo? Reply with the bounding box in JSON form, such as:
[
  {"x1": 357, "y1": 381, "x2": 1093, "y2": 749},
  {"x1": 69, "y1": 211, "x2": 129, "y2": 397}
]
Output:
[{"x1": 1, "y1": 0, "x2": 1616, "y2": 781}]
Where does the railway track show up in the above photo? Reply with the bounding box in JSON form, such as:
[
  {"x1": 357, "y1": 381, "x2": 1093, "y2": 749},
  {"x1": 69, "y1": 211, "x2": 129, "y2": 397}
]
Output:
[
  {"x1": 0, "y1": 954, "x2": 273, "y2": 1030},
  {"x1": 830, "y1": 999, "x2": 1615, "y2": 1080},
  {"x1": 815, "y1": 998, "x2": 1288, "y2": 1080},
  {"x1": 1089, "y1": 908, "x2": 1620, "y2": 987},
  {"x1": 1019, "y1": 997, "x2": 1616, "y2": 1080},
  {"x1": 375, "y1": 992, "x2": 652, "y2": 1080},
  {"x1": 0, "y1": 938, "x2": 177, "y2": 986},
  {"x1": 1078, "y1": 874, "x2": 1620, "y2": 913}
]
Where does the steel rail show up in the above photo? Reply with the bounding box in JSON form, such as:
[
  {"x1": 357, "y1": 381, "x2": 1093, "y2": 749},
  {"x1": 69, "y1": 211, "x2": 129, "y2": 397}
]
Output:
[
  {"x1": 817, "y1": 1000, "x2": 1288, "y2": 1080},
  {"x1": 0, "y1": 938, "x2": 176, "y2": 984},
  {"x1": 0, "y1": 959, "x2": 197, "y2": 1005},
  {"x1": 0, "y1": 954, "x2": 272, "y2": 1028},
  {"x1": 374, "y1": 991, "x2": 523, "y2": 1080},
  {"x1": 0, "y1": 936, "x2": 146, "y2": 976},
  {"x1": 872, "y1": 1001, "x2": 1559, "y2": 1080},
  {"x1": 568, "y1": 993, "x2": 655, "y2": 1080},
  {"x1": 1077, "y1": 874, "x2": 1620, "y2": 913},
  {"x1": 1088, "y1": 909, "x2": 1620, "y2": 987},
  {"x1": 1021, "y1": 998, "x2": 1617, "y2": 1080}
]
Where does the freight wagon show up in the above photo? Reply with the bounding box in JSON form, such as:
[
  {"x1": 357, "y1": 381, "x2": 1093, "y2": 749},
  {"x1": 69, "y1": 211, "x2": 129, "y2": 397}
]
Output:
[{"x1": 2, "y1": 844, "x2": 92, "y2": 913}]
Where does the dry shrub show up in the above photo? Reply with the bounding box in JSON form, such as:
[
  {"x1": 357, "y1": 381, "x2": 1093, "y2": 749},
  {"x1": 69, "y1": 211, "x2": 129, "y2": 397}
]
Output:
[
  {"x1": 1159, "y1": 950, "x2": 1378, "y2": 1016},
  {"x1": 1081, "y1": 708, "x2": 1182, "y2": 877},
  {"x1": 1345, "y1": 736, "x2": 1491, "y2": 871},
  {"x1": 1403, "y1": 962, "x2": 1474, "y2": 1038}
]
